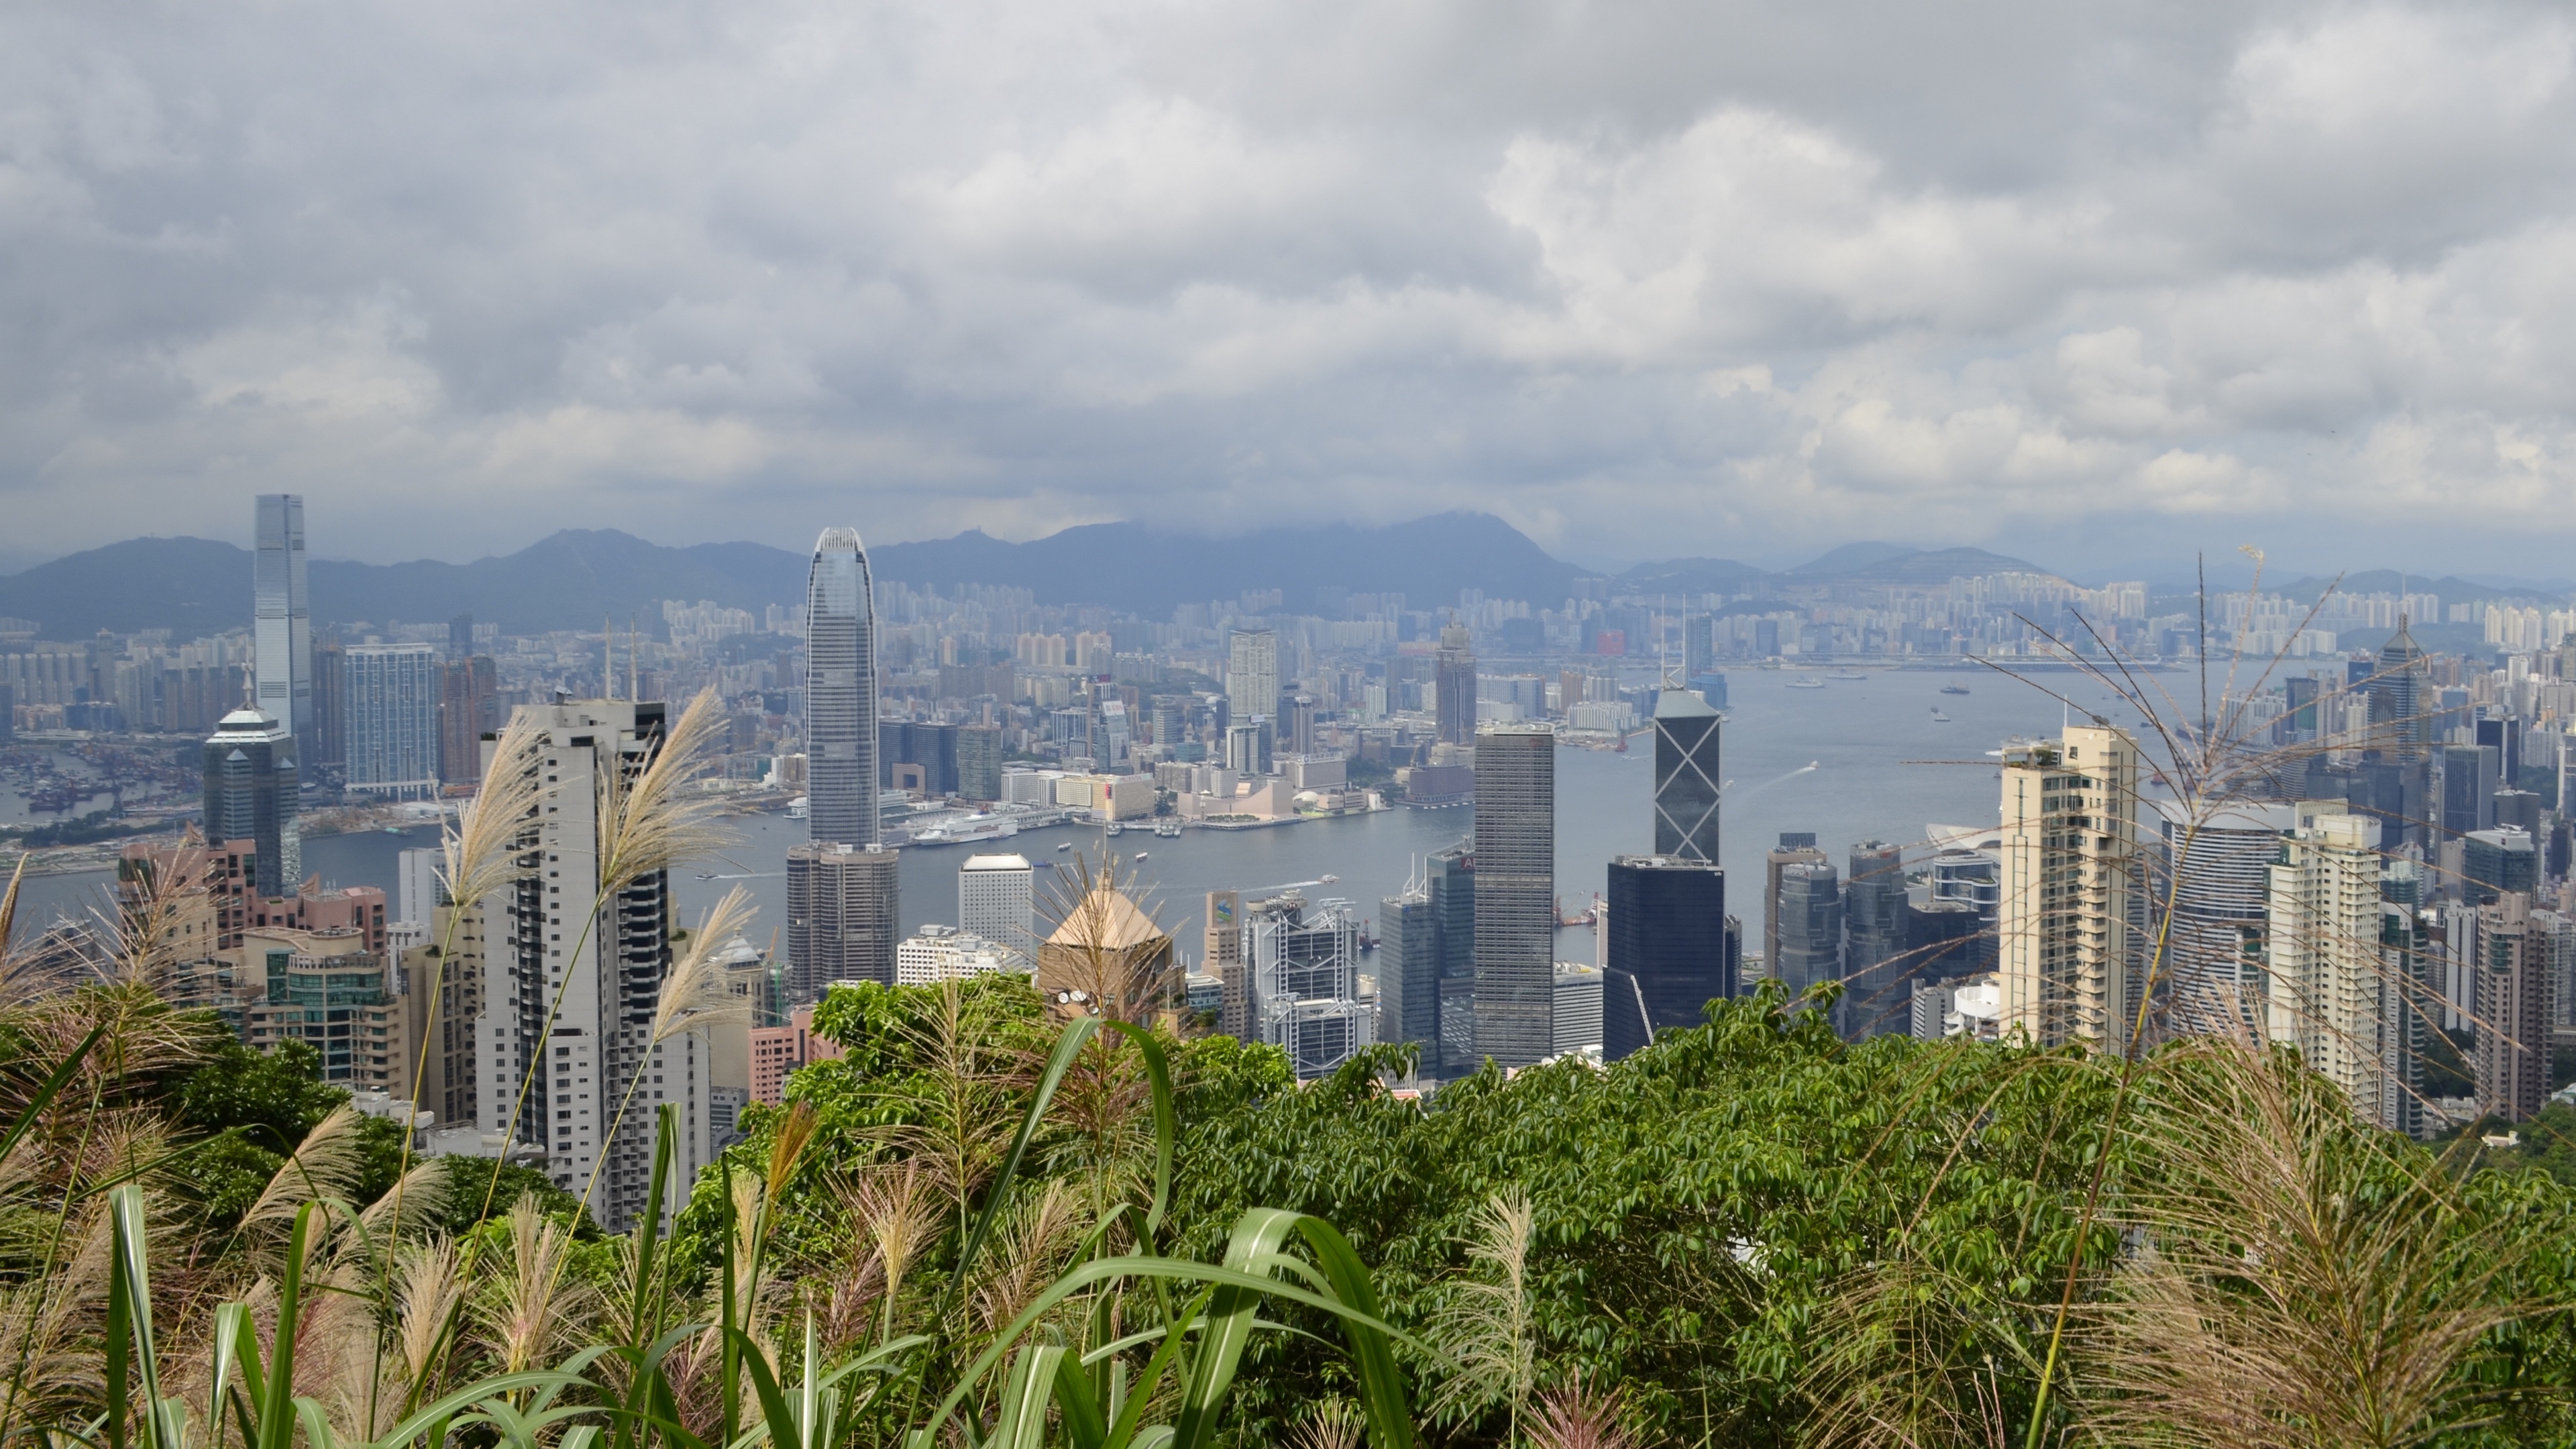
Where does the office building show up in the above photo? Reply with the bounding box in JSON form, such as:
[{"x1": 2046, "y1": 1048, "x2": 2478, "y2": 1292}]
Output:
[
  {"x1": 2156, "y1": 801, "x2": 2294, "y2": 1036},
  {"x1": 2474, "y1": 893, "x2": 2551, "y2": 1123},
  {"x1": 2461, "y1": 828, "x2": 2538, "y2": 906},
  {"x1": 472, "y1": 699, "x2": 713, "y2": 1232},
  {"x1": 1472, "y1": 724, "x2": 1555, "y2": 1067},
  {"x1": 895, "y1": 925, "x2": 1022, "y2": 985},
  {"x1": 1602, "y1": 854, "x2": 1735, "y2": 1061},
  {"x1": 1841, "y1": 841, "x2": 1909, "y2": 1037},
  {"x1": 1428, "y1": 841, "x2": 1477, "y2": 1075},
  {"x1": 2370, "y1": 618, "x2": 2428, "y2": 761},
  {"x1": 203, "y1": 707, "x2": 301, "y2": 898},
  {"x1": 881, "y1": 720, "x2": 961, "y2": 797},
  {"x1": 806, "y1": 528, "x2": 881, "y2": 847},
  {"x1": 1552, "y1": 963, "x2": 1603, "y2": 1057},
  {"x1": 2265, "y1": 809, "x2": 2412, "y2": 1130},
  {"x1": 342, "y1": 644, "x2": 442, "y2": 800},
  {"x1": 447, "y1": 613, "x2": 476, "y2": 661},
  {"x1": 1764, "y1": 833, "x2": 1827, "y2": 979},
  {"x1": 2436, "y1": 744, "x2": 2499, "y2": 842},
  {"x1": 956, "y1": 724, "x2": 1004, "y2": 802},
  {"x1": 1379, "y1": 873, "x2": 1441, "y2": 1068},
  {"x1": 309, "y1": 637, "x2": 345, "y2": 778},
  {"x1": 1435, "y1": 621, "x2": 1478, "y2": 747},
  {"x1": 1652, "y1": 686, "x2": 1722, "y2": 863},
  {"x1": 1204, "y1": 890, "x2": 1248, "y2": 1037},
  {"x1": 786, "y1": 843, "x2": 900, "y2": 998},
  {"x1": 1771, "y1": 860, "x2": 1843, "y2": 1000},
  {"x1": 1996, "y1": 727, "x2": 2143, "y2": 1051},
  {"x1": 959, "y1": 853, "x2": 1036, "y2": 964},
  {"x1": 1227, "y1": 629, "x2": 1279, "y2": 730},
  {"x1": 252, "y1": 495, "x2": 313, "y2": 765},
  {"x1": 1234, "y1": 893, "x2": 1371, "y2": 1077},
  {"x1": 438, "y1": 657, "x2": 499, "y2": 786}
]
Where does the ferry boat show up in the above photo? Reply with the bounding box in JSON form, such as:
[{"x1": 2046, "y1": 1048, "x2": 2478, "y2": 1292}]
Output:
[
  {"x1": 1827, "y1": 669, "x2": 1868, "y2": 682},
  {"x1": 1786, "y1": 678, "x2": 1827, "y2": 690},
  {"x1": 1152, "y1": 818, "x2": 1183, "y2": 839},
  {"x1": 1132, "y1": 851, "x2": 1149, "y2": 862},
  {"x1": 1931, "y1": 707, "x2": 1951, "y2": 723},
  {"x1": 1104, "y1": 821, "x2": 1124, "y2": 837},
  {"x1": 1940, "y1": 684, "x2": 1971, "y2": 696},
  {"x1": 786, "y1": 796, "x2": 809, "y2": 820},
  {"x1": 1056, "y1": 841, "x2": 1073, "y2": 852}
]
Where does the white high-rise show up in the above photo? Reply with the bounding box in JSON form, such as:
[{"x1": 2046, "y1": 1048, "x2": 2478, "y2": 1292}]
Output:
[
  {"x1": 1996, "y1": 727, "x2": 2142, "y2": 1051},
  {"x1": 2265, "y1": 807, "x2": 2408, "y2": 1129},
  {"x1": 959, "y1": 853, "x2": 1036, "y2": 964},
  {"x1": 343, "y1": 643, "x2": 441, "y2": 799},
  {"x1": 805, "y1": 529, "x2": 879, "y2": 848},
  {"x1": 253, "y1": 495, "x2": 312, "y2": 765},
  {"x1": 474, "y1": 699, "x2": 712, "y2": 1232},
  {"x1": 1226, "y1": 628, "x2": 1279, "y2": 727}
]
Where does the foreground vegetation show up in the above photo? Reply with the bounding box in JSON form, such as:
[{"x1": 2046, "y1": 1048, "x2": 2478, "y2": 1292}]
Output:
[{"x1": 1, "y1": 951, "x2": 2571, "y2": 1448}]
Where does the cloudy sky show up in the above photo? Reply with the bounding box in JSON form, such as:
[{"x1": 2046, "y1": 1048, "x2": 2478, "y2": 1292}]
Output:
[{"x1": 6, "y1": 0, "x2": 2575, "y2": 580}]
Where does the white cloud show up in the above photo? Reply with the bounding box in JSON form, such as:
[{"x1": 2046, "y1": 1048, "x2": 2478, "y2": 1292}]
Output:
[{"x1": 3, "y1": 0, "x2": 2576, "y2": 577}]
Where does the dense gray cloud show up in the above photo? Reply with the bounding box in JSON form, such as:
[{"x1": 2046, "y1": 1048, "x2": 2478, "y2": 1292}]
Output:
[{"x1": 5, "y1": 0, "x2": 2575, "y2": 578}]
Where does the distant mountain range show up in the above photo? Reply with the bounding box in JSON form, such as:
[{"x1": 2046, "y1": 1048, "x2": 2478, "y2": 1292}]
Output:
[{"x1": 0, "y1": 518, "x2": 2063, "y2": 640}]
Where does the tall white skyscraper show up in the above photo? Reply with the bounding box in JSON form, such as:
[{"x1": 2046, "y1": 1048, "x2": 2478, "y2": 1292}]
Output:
[
  {"x1": 2264, "y1": 808, "x2": 2409, "y2": 1129},
  {"x1": 959, "y1": 853, "x2": 1036, "y2": 964},
  {"x1": 1226, "y1": 627, "x2": 1279, "y2": 727},
  {"x1": 805, "y1": 528, "x2": 879, "y2": 847},
  {"x1": 253, "y1": 495, "x2": 312, "y2": 766},
  {"x1": 1996, "y1": 726, "x2": 2143, "y2": 1051},
  {"x1": 342, "y1": 643, "x2": 442, "y2": 799},
  {"x1": 474, "y1": 699, "x2": 712, "y2": 1232}
]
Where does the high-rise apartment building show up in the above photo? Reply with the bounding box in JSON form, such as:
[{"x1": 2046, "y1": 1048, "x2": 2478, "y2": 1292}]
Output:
[
  {"x1": 1840, "y1": 840, "x2": 1908, "y2": 1036},
  {"x1": 1763, "y1": 833, "x2": 1826, "y2": 979},
  {"x1": 2265, "y1": 809, "x2": 2412, "y2": 1130},
  {"x1": 1996, "y1": 727, "x2": 2143, "y2": 1051},
  {"x1": 1435, "y1": 621, "x2": 1478, "y2": 747},
  {"x1": 203, "y1": 707, "x2": 300, "y2": 898},
  {"x1": 2474, "y1": 892, "x2": 2551, "y2": 1124},
  {"x1": 786, "y1": 843, "x2": 900, "y2": 998},
  {"x1": 959, "y1": 853, "x2": 1036, "y2": 963},
  {"x1": 343, "y1": 644, "x2": 442, "y2": 799},
  {"x1": 806, "y1": 529, "x2": 880, "y2": 847},
  {"x1": 1652, "y1": 686, "x2": 1721, "y2": 863},
  {"x1": 252, "y1": 495, "x2": 313, "y2": 767},
  {"x1": 1226, "y1": 629, "x2": 1279, "y2": 730},
  {"x1": 439, "y1": 656, "x2": 500, "y2": 786},
  {"x1": 1472, "y1": 724, "x2": 1555, "y2": 1068},
  {"x1": 1602, "y1": 854, "x2": 1734, "y2": 1061},
  {"x1": 472, "y1": 699, "x2": 713, "y2": 1232},
  {"x1": 2157, "y1": 801, "x2": 2294, "y2": 1035}
]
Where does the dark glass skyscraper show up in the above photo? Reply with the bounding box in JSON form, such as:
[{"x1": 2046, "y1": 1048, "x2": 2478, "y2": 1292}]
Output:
[
  {"x1": 786, "y1": 843, "x2": 900, "y2": 998},
  {"x1": 204, "y1": 706, "x2": 300, "y2": 898},
  {"x1": 1839, "y1": 840, "x2": 1908, "y2": 1037},
  {"x1": 1602, "y1": 855, "x2": 1734, "y2": 1061},
  {"x1": 1428, "y1": 840, "x2": 1476, "y2": 1075},
  {"x1": 1772, "y1": 859, "x2": 1843, "y2": 1000},
  {"x1": 1378, "y1": 880, "x2": 1441, "y2": 1067},
  {"x1": 1435, "y1": 621, "x2": 1477, "y2": 747},
  {"x1": 1472, "y1": 724, "x2": 1554, "y2": 1067},
  {"x1": 1652, "y1": 686, "x2": 1721, "y2": 863},
  {"x1": 806, "y1": 529, "x2": 879, "y2": 847},
  {"x1": 2371, "y1": 617, "x2": 2428, "y2": 761}
]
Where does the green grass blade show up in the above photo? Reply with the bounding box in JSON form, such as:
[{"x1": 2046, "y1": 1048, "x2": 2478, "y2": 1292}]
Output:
[
  {"x1": 0, "y1": 1022, "x2": 105, "y2": 1171},
  {"x1": 941, "y1": 1015, "x2": 1101, "y2": 1320},
  {"x1": 1171, "y1": 1208, "x2": 1305, "y2": 1449},
  {"x1": 258, "y1": 1205, "x2": 313, "y2": 1449},
  {"x1": 989, "y1": 1344, "x2": 1063, "y2": 1449},
  {"x1": 727, "y1": 1328, "x2": 798, "y2": 1449},
  {"x1": 1293, "y1": 1216, "x2": 1415, "y2": 1449},
  {"x1": 1051, "y1": 1345, "x2": 1108, "y2": 1449},
  {"x1": 1099, "y1": 1022, "x2": 1177, "y2": 1241}
]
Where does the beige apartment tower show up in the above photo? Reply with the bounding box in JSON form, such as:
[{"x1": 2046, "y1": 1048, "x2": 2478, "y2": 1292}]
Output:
[
  {"x1": 1996, "y1": 726, "x2": 2142, "y2": 1051},
  {"x1": 2264, "y1": 806, "x2": 2402, "y2": 1126}
]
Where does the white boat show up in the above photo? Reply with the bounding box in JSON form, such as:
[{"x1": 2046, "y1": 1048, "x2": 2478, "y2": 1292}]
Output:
[
  {"x1": 1056, "y1": 841, "x2": 1073, "y2": 852},
  {"x1": 1828, "y1": 669, "x2": 1868, "y2": 682},
  {"x1": 1132, "y1": 851, "x2": 1149, "y2": 862},
  {"x1": 1786, "y1": 678, "x2": 1827, "y2": 690},
  {"x1": 1104, "y1": 820, "x2": 1124, "y2": 837},
  {"x1": 910, "y1": 813, "x2": 1021, "y2": 846},
  {"x1": 1152, "y1": 818, "x2": 1183, "y2": 838},
  {"x1": 786, "y1": 796, "x2": 809, "y2": 819},
  {"x1": 1931, "y1": 708, "x2": 1951, "y2": 722}
]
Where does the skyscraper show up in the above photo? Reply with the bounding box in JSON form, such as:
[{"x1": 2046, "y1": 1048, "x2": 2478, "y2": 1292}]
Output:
[
  {"x1": 959, "y1": 853, "x2": 1036, "y2": 964},
  {"x1": 1226, "y1": 629, "x2": 1279, "y2": 729},
  {"x1": 2264, "y1": 808, "x2": 2414, "y2": 1131},
  {"x1": 806, "y1": 529, "x2": 880, "y2": 847},
  {"x1": 1472, "y1": 724, "x2": 1555, "y2": 1067},
  {"x1": 2371, "y1": 618, "x2": 2428, "y2": 761},
  {"x1": 252, "y1": 496, "x2": 312, "y2": 766},
  {"x1": 439, "y1": 655, "x2": 500, "y2": 786},
  {"x1": 203, "y1": 706, "x2": 300, "y2": 898},
  {"x1": 342, "y1": 644, "x2": 443, "y2": 800},
  {"x1": 1763, "y1": 833, "x2": 1826, "y2": 978},
  {"x1": 1428, "y1": 840, "x2": 1476, "y2": 1075},
  {"x1": 472, "y1": 699, "x2": 713, "y2": 1232},
  {"x1": 2473, "y1": 892, "x2": 2551, "y2": 1124},
  {"x1": 1435, "y1": 620, "x2": 1478, "y2": 747},
  {"x1": 1996, "y1": 727, "x2": 2143, "y2": 1051},
  {"x1": 786, "y1": 843, "x2": 900, "y2": 998},
  {"x1": 1840, "y1": 840, "x2": 1908, "y2": 1036},
  {"x1": 1379, "y1": 872, "x2": 1442, "y2": 1068},
  {"x1": 1771, "y1": 860, "x2": 1843, "y2": 1001},
  {"x1": 1602, "y1": 854, "x2": 1734, "y2": 1061},
  {"x1": 2156, "y1": 800, "x2": 2294, "y2": 1035},
  {"x1": 1652, "y1": 686, "x2": 1721, "y2": 863}
]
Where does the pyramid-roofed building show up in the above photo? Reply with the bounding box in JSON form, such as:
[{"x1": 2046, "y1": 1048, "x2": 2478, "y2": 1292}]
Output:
[{"x1": 1037, "y1": 878, "x2": 1177, "y2": 1022}]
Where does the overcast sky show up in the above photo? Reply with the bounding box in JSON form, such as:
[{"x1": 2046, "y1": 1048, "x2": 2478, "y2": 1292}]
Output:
[{"x1": 6, "y1": 1, "x2": 2575, "y2": 581}]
